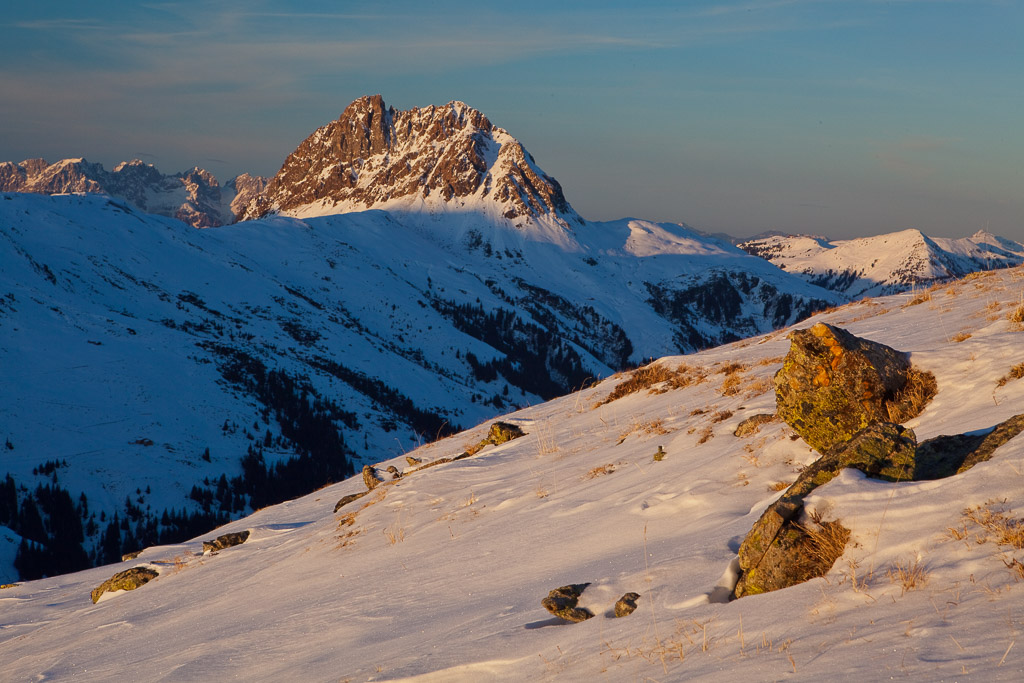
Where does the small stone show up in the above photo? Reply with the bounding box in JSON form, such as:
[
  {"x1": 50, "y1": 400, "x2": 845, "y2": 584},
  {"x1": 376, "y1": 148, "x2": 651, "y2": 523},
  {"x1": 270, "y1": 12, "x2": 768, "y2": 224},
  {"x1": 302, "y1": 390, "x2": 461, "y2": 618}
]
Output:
[
  {"x1": 385, "y1": 465, "x2": 401, "y2": 479},
  {"x1": 614, "y1": 592, "x2": 641, "y2": 617},
  {"x1": 334, "y1": 491, "x2": 368, "y2": 512},
  {"x1": 121, "y1": 550, "x2": 143, "y2": 562},
  {"x1": 733, "y1": 414, "x2": 777, "y2": 438},
  {"x1": 405, "y1": 456, "x2": 422, "y2": 466},
  {"x1": 541, "y1": 583, "x2": 594, "y2": 623},
  {"x1": 653, "y1": 446, "x2": 666, "y2": 461}
]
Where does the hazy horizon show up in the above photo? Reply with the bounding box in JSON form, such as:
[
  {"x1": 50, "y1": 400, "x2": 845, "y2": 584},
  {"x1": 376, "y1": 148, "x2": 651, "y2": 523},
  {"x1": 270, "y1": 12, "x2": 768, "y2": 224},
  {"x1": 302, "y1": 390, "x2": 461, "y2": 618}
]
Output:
[{"x1": 2, "y1": 1, "x2": 1021, "y2": 241}]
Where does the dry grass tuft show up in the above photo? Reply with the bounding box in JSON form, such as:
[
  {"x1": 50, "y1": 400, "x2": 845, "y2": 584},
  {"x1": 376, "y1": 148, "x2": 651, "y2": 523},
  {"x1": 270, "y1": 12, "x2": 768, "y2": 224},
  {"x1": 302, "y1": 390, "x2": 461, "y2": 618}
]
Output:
[
  {"x1": 951, "y1": 331, "x2": 972, "y2": 343},
  {"x1": 594, "y1": 362, "x2": 706, "y2": 407},
  {"x1": 885, "y1": 367, "x2": 938, "y2": 423},
  {"x1": 1008, "y1": 302, "x2": 1024, "y2": 327},
  {"x1": 997, "y1": 363, "x2": 1024, "y2": 388},
  {"x1": 795, "y1": 513, "x2": 851, "y2": 575},
  {"x1": 717, "y1": 362, "x2": 748, "y2": 396},
  {"x1": 963, "y1": 503, "x2": 1024, "y2": 549},
  {"x1": 768, "y1": 481, "x2": 792, "y2": 492},
  {"x1": 696, "y1": 426, "x2": 714, "y2": 445},
  {"x1": 710, "y1": 410, "x2": 733, "y2": 424},
  {"x1": 585, "y1": 463, "x2": 620, "y2": 479},
  {"x1": 887, "y1": 557, "x2": 929, "y2": 594}
]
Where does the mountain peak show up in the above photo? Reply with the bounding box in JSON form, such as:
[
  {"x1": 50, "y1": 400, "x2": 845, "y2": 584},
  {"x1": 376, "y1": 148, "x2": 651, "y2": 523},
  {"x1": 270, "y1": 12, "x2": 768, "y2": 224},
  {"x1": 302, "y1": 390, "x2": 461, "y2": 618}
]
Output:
[{"x1": 239, "y1": 95, "x2": 582, "y2": 227}]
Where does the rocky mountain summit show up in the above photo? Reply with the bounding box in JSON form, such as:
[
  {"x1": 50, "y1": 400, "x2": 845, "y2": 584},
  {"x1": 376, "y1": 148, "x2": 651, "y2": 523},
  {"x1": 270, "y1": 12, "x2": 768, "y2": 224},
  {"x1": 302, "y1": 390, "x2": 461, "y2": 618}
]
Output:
[
  {"x1": 0, "y1": 157, "x2": 262, "y2": 228},
  {"x1": 238, "y1": 95, "x2": 582, "y2": 228}
]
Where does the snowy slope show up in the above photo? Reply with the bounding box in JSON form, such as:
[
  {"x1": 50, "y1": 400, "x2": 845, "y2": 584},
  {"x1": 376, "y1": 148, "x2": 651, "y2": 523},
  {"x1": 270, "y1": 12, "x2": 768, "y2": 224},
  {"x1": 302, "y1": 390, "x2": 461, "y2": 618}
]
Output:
[
  {"x1": 0, "y1": 192, "x2": 839, "y2": 581},
  {"x1": 1, "y1": 266, "x2": 1022, "y2": 681},
  {"x1": 741, "y1": 229, "x2": 1024, "y2": 298}
]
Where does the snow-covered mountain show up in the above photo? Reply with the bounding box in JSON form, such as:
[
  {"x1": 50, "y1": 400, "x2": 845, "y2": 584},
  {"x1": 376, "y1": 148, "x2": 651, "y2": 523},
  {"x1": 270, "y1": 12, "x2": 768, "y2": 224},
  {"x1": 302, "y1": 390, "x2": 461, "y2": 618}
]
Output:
[
  {"x1": 1, "y1": 265, "x2": 1022, "y2": 681},
  {"x1": 740, "y1": 229, "x2": 1024, "y2": 298},
  {"x1": 0, "y1": 157, "x2": 265, "y2": 228},
  {"x1": 0, "y1": 187, "x2": 839, "y2": 582}
]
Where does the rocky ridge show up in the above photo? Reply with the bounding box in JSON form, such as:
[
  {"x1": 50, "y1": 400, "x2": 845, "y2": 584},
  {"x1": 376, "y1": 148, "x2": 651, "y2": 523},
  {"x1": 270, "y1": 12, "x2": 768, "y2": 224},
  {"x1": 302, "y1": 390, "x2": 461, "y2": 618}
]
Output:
[{"x1": 0, "y1": 157, "x2": 261, "y2": 228}]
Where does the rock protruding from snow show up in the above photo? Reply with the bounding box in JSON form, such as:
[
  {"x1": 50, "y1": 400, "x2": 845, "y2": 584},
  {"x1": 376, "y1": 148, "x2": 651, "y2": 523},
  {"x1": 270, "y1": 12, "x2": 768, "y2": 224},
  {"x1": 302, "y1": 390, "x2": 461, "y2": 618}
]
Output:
[
  {"x1": 774, "y1": 323, "x2": 923, "y2": 453},
  {"x1": 735, "y1": 422, "x2": 916, "y2": 597},
  {"x1": 90, "y1": 566, "x2": 159, "y2": 603},
  {"x1": 238, "y1": 95, "x2": 583, "y2": 228},
  {"x1": 541, "y1": 583, "x2": 594, "y2": 623},
  {"x1": 202, "y1": 530, "x2": 251, "y2": 554},
  {"x1": 0, "y1": 157, "x2": 260, "y2": 228}
]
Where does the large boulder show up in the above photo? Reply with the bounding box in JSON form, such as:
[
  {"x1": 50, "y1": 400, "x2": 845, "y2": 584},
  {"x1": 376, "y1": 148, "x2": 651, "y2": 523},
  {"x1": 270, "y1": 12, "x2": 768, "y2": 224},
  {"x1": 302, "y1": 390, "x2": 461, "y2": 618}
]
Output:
[
  {"x1": 735, "y1": 422, "x2": 915, "y2": 597},
  {"x1": 774, "y1": 323, "x2": 922, "y2": 453},
  {"x1": 915, "y1": 413, "x2": 1024, "y2": 479},
  {"x1": 91, "y1": 566, "x2": 159, "y2": 603}
]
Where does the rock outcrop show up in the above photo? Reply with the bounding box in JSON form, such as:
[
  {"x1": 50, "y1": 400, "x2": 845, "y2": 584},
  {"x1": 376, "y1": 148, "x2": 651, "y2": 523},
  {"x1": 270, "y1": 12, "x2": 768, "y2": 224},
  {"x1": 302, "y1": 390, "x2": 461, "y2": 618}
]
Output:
[
  {"x1": 774, "y1": 323, "x2": 931, "y2": 453},
  {"x1": 91, "y1": 566, "x2": 159, "y2": 603}
]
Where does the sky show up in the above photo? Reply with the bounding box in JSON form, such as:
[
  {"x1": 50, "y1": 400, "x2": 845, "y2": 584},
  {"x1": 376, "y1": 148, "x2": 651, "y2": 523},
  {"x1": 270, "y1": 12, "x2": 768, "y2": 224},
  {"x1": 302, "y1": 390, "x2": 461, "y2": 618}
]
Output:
[{"x1": 1, "y1": 0, "x2": 1022, "y2": 240}]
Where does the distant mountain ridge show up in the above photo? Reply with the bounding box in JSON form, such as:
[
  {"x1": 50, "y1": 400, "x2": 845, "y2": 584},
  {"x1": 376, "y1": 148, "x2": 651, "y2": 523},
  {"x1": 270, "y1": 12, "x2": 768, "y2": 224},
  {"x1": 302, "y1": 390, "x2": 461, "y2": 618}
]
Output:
[
  {"x1": 739, "y1": 229, "x2": 1024, "y2": 298},
  {"x1": 0, "y1": 157, "x2": 266, "y2": 228}
]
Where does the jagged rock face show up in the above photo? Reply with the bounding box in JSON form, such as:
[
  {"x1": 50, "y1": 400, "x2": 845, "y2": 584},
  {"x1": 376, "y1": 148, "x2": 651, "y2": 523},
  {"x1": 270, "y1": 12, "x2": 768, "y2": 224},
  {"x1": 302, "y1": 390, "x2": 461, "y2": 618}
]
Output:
[
  {"x1": 0, "y1": 158, "x2": 260, "y2": 229},
  {"x1": 239, "y1": 95, "x2": 581, "y2": 225},
  {"x1": 774, "y1": 323, "x2": 914, "y2": 453}
]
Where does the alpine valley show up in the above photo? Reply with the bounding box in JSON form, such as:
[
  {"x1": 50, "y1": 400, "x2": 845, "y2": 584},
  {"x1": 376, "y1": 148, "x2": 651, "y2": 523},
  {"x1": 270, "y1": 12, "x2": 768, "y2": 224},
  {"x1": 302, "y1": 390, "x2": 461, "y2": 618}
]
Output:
[{"x1": 0, "y1": 96, "x2": 1018, "y2": 588}]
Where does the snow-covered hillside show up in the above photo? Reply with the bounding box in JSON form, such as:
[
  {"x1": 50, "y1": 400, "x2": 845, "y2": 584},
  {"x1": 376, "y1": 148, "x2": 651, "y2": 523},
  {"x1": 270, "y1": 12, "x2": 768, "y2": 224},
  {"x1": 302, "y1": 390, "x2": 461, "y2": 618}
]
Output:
[
  {"x1": 0, "y1": 191, "x2": 838, "y2": 581},
  {"x1": 740, "y1": 229, "x2": 1024, "y2": 298},
  {"x1": 1, "y1": 266, "x2": 1022, "y2": 681}
]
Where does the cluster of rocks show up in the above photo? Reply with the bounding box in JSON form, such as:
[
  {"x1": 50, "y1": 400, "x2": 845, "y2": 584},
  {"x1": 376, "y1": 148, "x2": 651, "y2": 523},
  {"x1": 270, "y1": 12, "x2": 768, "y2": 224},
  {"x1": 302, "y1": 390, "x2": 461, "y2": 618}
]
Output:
[
  {"x1": 733, "y1": 322, "x2": 1022, "y2": 597},
  {"x1": 540, "y1": 584, "x2": 641, "y2": 623},
  {"x1": 90, "y1": 529, "x2": 251, "y2": 603},
  {"x1": 334, "y1": 422, "x2": 527, "y2": 514}
]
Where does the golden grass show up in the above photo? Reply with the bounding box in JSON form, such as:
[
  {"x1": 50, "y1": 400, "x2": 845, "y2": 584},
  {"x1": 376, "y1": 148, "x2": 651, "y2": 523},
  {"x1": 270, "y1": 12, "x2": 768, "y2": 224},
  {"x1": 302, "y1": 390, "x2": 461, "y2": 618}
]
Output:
[
  {"x1": 997, "y1": 363, "x2": 1024, "y2": 388},
  {"x1": 951, "y1": 331, "x2": 972, "y2": 343},
  {"x1": 963, "y1": 503, "x2": 1024, "y2": 549},
  {"x1": 585, "y1": 463, "x2": 620, "y2": 479},
  {"x1": 594, "y1": 362, "x2": 706, "y2": 407},
  {"x1": 887, "y1": 557, "x2": 929, "y2": 594},
  {"x1": 885, "y1": 367, "x2": 938, "y2": 423}
]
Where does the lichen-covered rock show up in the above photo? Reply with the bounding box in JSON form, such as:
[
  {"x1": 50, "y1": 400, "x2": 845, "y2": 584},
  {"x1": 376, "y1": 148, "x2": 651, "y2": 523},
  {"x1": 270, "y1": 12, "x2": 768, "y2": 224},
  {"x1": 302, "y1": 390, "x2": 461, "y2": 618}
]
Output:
[
  {"x1": 463, "y1": 421, "x2": 528, "y2": 457},
  {"x1": 774, "y1": 323, "x2": 915, "y2": 453},
  {"x1": 735, "y1": 422, "x2": 914, "y2": 597},
  {"x1": 334, "y1": 491, "x2": 368, "y2": 512},
  {"x1": 91, "y1": 566, "x2": 159, "y2": 603},
  {"x1": 614, "y1": 592, "x2": 641, "y2": 617},
  {"x1": 362, "y1": 465, "x2": 382, "y2": 490},
  {"x1": 405, "y1": 456, "x2": 422, "y2": 466},
  {"x1": 541, "y1": 583, "x2": 593, "y2": 623},
  {"x1": 487, "y1": 422, "x2": 526, "y2": 445},
  {"x1": 202, "y1": 530, "x2": 251, "y2": 553},
  {"x1": 121, "y1": 550, "x2": 142, "y2": 561},
  {"x1": 733, "y1": 413, "x2": 777, "y2": 438},
  {"x1": 653, "y1": 446, "x2": 666, "y2": 461},
  {"x1": 385, "y1": 465, "x2": 402, "y2": 479}
]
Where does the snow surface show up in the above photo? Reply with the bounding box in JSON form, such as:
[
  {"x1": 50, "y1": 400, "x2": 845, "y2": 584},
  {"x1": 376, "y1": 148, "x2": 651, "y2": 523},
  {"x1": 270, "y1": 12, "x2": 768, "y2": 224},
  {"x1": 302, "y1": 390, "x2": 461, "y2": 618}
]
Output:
[
  {"x1": 2, "y1": 266, "x2": 1023, "y2": 681},
  {"x1": 0, "y1": 192, "x2": 840, "y2": 571}
]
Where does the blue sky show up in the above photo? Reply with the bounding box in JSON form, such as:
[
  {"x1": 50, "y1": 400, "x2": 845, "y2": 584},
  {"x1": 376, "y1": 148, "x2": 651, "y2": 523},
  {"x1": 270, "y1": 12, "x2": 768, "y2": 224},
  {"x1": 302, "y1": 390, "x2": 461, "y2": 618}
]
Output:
[{"x1": 2, "y1": 1, "x2": 1021, "y2": 240}]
